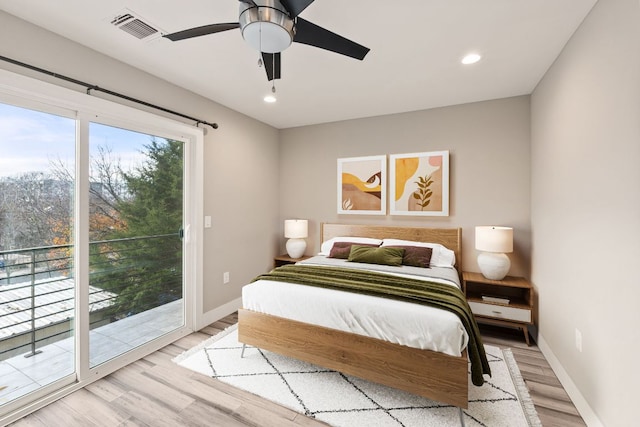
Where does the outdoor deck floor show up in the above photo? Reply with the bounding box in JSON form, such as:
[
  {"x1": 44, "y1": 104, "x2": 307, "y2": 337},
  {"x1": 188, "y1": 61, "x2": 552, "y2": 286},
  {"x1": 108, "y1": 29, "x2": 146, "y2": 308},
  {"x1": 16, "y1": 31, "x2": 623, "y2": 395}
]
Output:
[{"x1": 0, "y1": 300, "x2": 182, "y2": 406}]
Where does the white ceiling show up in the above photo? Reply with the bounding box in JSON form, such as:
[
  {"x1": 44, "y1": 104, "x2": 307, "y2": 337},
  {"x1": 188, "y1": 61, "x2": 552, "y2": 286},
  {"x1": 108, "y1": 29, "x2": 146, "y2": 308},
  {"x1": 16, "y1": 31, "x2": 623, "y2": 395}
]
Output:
[{"x1": 0, "y1": 0, "x2": 597, "y2": 129}]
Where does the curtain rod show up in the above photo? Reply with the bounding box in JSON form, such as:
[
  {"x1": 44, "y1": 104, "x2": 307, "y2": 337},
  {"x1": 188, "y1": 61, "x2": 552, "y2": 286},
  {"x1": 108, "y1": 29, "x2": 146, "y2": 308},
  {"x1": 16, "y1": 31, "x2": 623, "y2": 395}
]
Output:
[{"x1": 0, "y1": 55, "x2": 218, "y2": 130}]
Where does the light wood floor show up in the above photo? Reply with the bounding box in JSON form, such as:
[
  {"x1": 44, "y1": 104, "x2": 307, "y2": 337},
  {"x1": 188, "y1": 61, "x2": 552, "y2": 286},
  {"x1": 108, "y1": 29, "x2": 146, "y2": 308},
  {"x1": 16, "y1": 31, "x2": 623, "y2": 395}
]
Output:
[{"x1": 10, "y1": 313, "x2": 586, "y2": 427}]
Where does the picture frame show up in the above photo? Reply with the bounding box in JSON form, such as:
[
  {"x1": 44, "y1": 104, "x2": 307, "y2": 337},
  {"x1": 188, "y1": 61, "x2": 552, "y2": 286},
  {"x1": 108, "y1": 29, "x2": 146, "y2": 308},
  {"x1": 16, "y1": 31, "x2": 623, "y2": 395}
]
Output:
[
  {"x1": 389, "y1": 150, "x2": 449, "y2": 216},
  {"x1": 337, "y1": 155, "x2": 386, "y2": 215}
]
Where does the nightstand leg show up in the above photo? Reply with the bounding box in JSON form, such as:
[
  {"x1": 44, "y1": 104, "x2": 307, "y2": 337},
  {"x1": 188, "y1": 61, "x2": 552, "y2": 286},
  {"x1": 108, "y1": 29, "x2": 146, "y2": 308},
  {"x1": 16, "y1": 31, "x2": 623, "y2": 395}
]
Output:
[{"x1": 522, "y1": 327, "x2": 531, "y2": 346}]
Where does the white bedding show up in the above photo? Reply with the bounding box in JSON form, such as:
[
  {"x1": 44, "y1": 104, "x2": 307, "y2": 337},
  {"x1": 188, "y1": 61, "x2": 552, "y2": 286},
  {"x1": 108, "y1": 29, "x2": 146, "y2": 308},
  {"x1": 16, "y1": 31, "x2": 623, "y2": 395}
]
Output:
[{"x1": 241, "y1": 256, "x2": 469, "y2": 357}]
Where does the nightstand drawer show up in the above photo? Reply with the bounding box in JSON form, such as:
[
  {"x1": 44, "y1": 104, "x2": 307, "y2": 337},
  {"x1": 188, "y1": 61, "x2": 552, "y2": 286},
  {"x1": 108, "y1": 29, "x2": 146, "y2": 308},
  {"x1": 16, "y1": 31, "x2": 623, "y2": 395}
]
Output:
[{"x1": 469, "y1": 302, "x2": 531, "y2": 323}]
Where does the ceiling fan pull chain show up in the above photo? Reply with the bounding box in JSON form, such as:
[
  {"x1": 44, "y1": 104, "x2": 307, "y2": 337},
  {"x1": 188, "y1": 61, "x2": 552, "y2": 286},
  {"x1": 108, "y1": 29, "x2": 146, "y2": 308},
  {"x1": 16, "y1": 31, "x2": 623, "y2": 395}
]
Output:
[
  {"x1": 272, "y1": 53, "x2": 276, "y2": 88},
  {"x1": 257, "y1": 21, "x2": 263, "y2": 68}
]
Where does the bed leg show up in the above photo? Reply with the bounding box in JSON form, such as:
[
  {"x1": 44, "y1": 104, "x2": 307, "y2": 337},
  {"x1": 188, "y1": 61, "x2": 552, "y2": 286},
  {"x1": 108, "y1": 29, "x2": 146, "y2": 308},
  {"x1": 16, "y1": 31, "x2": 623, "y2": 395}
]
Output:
[
  {"x1": 240, "y1": 344, "x2": 246, "y2": 358},
  {"x1": 458, "y1": 407, "x2": 466, "y2": 427}
]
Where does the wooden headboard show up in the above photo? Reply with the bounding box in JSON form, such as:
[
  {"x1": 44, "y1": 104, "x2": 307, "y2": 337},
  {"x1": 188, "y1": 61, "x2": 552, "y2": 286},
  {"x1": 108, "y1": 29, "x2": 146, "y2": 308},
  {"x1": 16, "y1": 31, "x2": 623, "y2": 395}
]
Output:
[{"x1": 321, "y1": 223, "x2": 462, "y2": 271}]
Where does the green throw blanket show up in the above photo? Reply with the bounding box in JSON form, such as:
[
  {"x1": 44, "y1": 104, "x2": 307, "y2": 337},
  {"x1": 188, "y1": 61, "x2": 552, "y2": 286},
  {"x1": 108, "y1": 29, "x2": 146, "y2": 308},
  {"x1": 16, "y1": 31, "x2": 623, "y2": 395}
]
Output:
[{"x1": 252, "y1": 264, "x2": 491, "y2": 386}]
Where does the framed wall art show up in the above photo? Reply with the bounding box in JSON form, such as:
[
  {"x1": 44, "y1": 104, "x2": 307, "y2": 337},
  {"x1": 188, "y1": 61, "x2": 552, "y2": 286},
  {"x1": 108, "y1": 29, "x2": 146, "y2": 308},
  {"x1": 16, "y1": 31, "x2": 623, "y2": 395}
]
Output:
[
  {"x1": 389, "y1": 150, "x2": 449, "y2": 216},
  {"x1": 337, "y1": 155, "x2": 386, "y2": 215}
]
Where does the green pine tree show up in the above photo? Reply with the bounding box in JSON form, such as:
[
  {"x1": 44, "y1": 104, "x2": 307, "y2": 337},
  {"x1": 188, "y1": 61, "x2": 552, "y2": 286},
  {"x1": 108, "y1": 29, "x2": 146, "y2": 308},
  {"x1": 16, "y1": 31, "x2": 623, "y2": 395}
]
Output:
[{"x1": 91, "y1": 138, "x2": 183, "y2": 319}]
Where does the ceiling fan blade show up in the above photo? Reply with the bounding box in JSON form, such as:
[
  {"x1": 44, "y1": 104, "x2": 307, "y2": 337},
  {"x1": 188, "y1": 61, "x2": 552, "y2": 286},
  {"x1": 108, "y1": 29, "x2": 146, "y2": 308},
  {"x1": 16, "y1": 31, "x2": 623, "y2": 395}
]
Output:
[
  {"x1": 262, "y1": 52, "x2": 281, "y2": 81},
  {"x1": 164, "y1": 23, "x2": 240, "y2": 41},
  {"x1": 293, "y1": 18, "x2": 370, "y2": 60},
  {"x1": 280, "y1": 0, "x2": 315, "y2": 17}
]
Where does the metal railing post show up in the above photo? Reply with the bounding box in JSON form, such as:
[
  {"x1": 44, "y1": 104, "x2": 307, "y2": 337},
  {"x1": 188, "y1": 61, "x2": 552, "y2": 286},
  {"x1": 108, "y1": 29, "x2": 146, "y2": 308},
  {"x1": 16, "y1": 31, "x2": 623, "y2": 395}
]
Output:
[{"x1": 25, "y1": 248, "x2": 42, "y2": 358}]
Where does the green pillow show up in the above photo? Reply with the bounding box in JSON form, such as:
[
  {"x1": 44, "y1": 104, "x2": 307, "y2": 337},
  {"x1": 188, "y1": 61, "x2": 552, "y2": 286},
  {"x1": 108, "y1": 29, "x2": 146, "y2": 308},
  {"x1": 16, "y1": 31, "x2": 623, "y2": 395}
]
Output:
[
  {"x1": 348, "y1": 245, "x2": 405, "y2": 266},
  {"x1": 328, "y1": 242, "x2": 378, "y2": 259},
  {"x1": 386, "y1": 245, "x2": 433, "y2": 268}
]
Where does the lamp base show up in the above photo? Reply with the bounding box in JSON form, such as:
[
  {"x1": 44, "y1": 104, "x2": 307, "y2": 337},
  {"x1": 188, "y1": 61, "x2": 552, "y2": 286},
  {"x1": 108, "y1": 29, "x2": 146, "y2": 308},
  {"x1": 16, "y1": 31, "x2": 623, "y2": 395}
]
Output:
[
  {"x1": 286, "y1": 238, "x2": 306, "y2": 259},
  {"x1": 477, "y1": 252, "x2": 511, "y2": 280}
]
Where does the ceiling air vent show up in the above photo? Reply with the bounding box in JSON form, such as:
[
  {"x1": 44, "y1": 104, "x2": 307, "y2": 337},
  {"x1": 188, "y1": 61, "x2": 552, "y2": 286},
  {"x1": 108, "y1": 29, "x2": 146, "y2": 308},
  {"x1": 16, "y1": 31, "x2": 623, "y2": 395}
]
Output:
[{"x1": 111, "y1": 12, "x2": 159, "y2": 40}]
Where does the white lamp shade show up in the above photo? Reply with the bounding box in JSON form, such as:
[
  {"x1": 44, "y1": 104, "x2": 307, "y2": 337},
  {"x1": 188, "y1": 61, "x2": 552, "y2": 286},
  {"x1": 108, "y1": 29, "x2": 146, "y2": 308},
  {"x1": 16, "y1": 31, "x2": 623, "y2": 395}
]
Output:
[
  {"x1": 475, "y1": 226, "x2": 513, "y2": 253},
  {"x1": 284, "y1": 219, "x2": 308, "y2": 239}
]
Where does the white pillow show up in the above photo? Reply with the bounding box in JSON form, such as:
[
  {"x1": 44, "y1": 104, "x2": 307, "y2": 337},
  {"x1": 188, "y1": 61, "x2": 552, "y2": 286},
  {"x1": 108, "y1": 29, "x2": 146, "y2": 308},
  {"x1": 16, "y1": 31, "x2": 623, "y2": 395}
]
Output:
[
  {"x1": 380, "y1": 238, "x2": 456, "y2": 268},
  {"x1": 319, "y1": 237, "x2": 383, "y2": 256}
]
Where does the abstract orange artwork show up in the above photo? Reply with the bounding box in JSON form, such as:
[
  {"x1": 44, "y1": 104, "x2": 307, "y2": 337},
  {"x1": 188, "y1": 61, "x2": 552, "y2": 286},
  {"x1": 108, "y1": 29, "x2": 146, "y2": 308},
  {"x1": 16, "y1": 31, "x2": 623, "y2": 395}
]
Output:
[
  {"x1": 390, "y1": 151, "x2": 449, "y2": 216},
  {"x1": 337, "y1": 155, "x2": 386, "y2": 215}
]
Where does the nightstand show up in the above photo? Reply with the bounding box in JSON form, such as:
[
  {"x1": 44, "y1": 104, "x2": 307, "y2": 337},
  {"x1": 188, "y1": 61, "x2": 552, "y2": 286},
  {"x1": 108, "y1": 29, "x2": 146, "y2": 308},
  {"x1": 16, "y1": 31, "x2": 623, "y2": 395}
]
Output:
[
  {"x1": 274, "y1": 254, "x2": 311, "y2": 268},
  {"x1": 462, "y1": 271, "x2": 534, "y2": 345}
]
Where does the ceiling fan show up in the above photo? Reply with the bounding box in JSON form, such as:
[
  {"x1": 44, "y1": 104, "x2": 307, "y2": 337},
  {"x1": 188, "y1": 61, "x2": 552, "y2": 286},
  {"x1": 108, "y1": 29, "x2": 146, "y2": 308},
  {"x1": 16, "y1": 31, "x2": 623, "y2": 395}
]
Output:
[{"x1": 163, "y1": 0, "x2": 370, "y2": 82}]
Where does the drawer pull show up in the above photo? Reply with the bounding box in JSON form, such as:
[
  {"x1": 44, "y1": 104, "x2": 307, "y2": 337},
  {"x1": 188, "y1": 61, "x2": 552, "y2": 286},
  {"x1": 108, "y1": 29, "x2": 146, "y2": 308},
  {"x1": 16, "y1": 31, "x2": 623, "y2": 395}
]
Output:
[{"x1": 492, "y1": 310, "x2": 502, "y2": 315}]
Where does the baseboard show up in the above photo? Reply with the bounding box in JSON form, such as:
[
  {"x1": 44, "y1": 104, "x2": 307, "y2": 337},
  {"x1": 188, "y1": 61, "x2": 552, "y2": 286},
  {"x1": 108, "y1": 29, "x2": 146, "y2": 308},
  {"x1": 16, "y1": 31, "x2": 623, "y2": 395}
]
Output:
[
  {"x1": 196, "y1": 297, "x2": 242, "y2": 330},
  {"x1": 537, "y1": 333, "x2": 604, "y2": 427}
]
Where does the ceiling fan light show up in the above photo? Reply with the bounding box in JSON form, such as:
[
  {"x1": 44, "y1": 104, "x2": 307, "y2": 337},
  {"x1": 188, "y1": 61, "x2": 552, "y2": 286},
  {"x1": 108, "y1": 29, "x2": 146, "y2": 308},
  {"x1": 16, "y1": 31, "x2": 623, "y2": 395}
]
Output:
[
  {"x1": 239, "y1": 1, "x2": 294, "y2": 53},
  {"x1": 243, "y1": 22, "x2": 292, "y2": 53}
]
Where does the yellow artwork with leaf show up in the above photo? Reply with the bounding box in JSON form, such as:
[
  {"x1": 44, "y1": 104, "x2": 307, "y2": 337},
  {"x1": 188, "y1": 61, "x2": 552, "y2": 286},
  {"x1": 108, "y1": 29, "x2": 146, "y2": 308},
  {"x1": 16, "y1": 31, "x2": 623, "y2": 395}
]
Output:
[{"x1": 390, "y1": 151, "x2": 449, "y2": 216}]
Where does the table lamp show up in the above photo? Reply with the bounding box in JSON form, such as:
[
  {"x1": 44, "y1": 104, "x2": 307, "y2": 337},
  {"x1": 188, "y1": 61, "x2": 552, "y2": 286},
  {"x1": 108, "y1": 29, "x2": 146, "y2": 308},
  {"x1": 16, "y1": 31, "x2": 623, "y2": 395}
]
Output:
[
  {"x1": 284, "y1": 219, "x2": 308, "y2": 259},
  {"x1": 475, "y1": 226, "x2": 513, "y2": 280}
]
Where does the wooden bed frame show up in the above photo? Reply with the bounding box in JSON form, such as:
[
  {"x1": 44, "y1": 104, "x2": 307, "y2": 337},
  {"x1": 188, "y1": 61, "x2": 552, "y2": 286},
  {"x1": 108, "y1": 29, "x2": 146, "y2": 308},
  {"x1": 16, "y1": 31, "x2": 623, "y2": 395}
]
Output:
[{"x1": 237, "y1": 223, "x2": 469, "y2": 408}]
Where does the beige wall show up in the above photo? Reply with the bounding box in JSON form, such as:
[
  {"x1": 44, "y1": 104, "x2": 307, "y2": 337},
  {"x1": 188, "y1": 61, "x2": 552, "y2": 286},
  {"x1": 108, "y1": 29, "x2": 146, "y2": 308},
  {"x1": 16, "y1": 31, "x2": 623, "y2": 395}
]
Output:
[
  {"x1": 0, "y1": 11, "x2": 280, "y2": 314},
  {"x1": 6, "y1": 4, "x2": 637, "y2": 425},
  {"x1": 531, "y1": 1, "x2": 640, "y2": 426},
  {"x1": 280, "y1": 96, "x2": 532, "y2": 277}
]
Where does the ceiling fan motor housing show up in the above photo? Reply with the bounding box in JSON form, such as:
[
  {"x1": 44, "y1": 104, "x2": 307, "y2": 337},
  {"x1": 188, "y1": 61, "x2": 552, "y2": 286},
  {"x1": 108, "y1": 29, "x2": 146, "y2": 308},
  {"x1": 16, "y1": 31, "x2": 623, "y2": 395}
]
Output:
[{"x1": 239, "y1": 0, "x2": 295, "y2": 53}]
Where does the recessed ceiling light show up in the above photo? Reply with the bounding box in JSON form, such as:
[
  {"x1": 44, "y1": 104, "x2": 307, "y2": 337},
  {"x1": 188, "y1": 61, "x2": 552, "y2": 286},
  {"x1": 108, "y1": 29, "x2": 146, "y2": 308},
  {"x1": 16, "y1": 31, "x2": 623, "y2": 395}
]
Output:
[
  {"x1": 264, "y1": 84, "x2": 277, "y2": 103},
  {"x1": 461, "y1": 53, "x2": 481, "y2": 65}
]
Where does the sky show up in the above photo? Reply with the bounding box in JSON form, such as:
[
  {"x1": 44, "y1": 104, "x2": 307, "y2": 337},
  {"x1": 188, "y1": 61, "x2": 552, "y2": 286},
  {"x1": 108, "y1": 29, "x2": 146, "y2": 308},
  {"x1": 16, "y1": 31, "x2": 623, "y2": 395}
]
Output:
[{"x1": 0, "y1": 102, "x2": 157, "y2": 178}]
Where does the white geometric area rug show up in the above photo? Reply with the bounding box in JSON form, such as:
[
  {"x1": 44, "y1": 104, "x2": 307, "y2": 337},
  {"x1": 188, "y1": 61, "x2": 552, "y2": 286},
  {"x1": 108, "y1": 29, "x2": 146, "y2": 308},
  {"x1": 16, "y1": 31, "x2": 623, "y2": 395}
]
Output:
[{"x1": 174, "y1": 325, "x2": 541, "y2": 427}]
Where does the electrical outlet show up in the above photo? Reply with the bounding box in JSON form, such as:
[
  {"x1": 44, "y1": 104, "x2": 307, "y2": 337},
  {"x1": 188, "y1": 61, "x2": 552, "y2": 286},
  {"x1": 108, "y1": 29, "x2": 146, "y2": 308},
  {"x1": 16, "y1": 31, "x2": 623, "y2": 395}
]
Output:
[
  {"x1": 223, "y1": 272, "x2": 230, "y2": 284},
  {"x1": 575, "y1": 328, "x2": 582, "y2": 352}
]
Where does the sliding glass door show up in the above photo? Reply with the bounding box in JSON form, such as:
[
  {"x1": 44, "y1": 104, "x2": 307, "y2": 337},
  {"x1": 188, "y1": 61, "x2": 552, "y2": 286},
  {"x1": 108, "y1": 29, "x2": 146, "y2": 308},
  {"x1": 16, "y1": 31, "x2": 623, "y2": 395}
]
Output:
[
  {"x1": 87, "y1": 123, "x2": 184, "y2": 367},
  {"x1": 0, "y1": 101, "x2": 77, "y2": 404},
  {"x1": 0, "y1": 80, "x2": 198, "y2": 422}
]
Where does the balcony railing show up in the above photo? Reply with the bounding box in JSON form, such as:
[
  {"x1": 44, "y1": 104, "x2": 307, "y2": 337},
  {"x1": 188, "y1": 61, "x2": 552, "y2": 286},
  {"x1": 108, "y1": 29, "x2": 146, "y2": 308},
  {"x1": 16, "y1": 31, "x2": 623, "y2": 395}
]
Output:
[{"x1": 0, "y1": 233, "x2": 182, "y2": 361}]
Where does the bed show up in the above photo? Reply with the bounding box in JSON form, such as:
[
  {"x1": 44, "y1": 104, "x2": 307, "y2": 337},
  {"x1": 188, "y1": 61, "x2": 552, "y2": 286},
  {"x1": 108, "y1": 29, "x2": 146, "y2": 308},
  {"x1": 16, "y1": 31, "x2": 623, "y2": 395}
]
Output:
[{"x1": 238, "y1": 223, "x2": 488, "y2": 409}]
